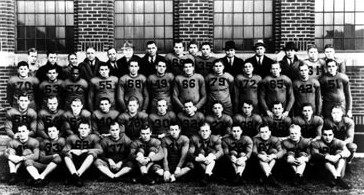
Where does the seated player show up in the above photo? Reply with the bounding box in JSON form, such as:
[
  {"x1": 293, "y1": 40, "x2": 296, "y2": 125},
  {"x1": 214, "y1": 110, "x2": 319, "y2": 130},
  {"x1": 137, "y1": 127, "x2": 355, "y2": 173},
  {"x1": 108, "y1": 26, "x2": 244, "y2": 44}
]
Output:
[
  {"x1": 94, "y1": 121, "x2": 133, "y2": 180},
  {"x1": 311, "y1": 129, "x2": 351, "y2": 189},
  {"x1": 221, "y1": 124, "x2": 253, "y2": 185},
  {"x1": 281, "y1": 124, "x2": 311, "y2": 186},
  {"x1": 62, "y1": 98, "x2": 91, "y2": 136},
  {"x1": 148, "y1": 98, "x2": 177, "y2": 139},
  {"x1": 63, "y1": 122, "x2": 102, "y2": 187},
  {"x1": 118, "y1": 96, "x2": 148, "y2": 140},
  {"x1": 189, "y1": 122, "x2": 223, "y2": 186},
  {"x1": 4, "y1": 124, "x2": 40, "y2": 185},
  {"x1": 5, "y1": 93, "x2": 37, "y2": 139},
  {"x1": 91, "y1": 97, "x2": 120, "y2": 138},
  {"x1": 205, "y1": 101, "x2": 233, "y2": 137},
  {"x1": 292, "y1": 103, "x2": 323, "y2": 141},
  {"x1": 252, "y1": 125, "x2": 283, "y2": 187},
  {"x1": 161, "y1": 122, "x2": 192, "y2": 182},
  {"x1": 37, "y1": 96, "x2": 64, "y2": 140},
  {"x1": 233, "y1": 100, "x2": 262, "y2": 138},
  {"x1": 38, "y1": 66, "x2": 63, "y2": 109},
  {"x1": 263, "y1": 101, "x2": 292, "y2": 140},
  {"x1": 177, "y1": 100, "x2": 205, "y2": 137},
  {"x1": 25, "y1": 125, "x2": 66, "y2": 186},
  {"x1": 130, "y1": 125, "x2": 164, "y2": 185}
]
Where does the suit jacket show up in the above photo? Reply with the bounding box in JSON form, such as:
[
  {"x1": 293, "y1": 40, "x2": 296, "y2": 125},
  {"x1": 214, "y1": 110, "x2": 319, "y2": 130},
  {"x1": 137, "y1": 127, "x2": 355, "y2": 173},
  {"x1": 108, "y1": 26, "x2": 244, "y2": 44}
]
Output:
[
  {"x1": 106, "y1": 60, "x2": 123, "y2": 78},
  {"x1": 79, "y1": 57, "x2": 104, "y2": 82},
  {"x1": 116, "y1": 55, "x2": 141, "y2": 77},
  {"x1": 220, "y1": 56, "x2": 244, "y2": 76},
  {"x1": 279, "y1": 55, "x2": 303, "y2": 80},
  {"x1": 245, "y1": 55, "x2": 275, "y2": 79},
  {"x1": 139, "y1": 54, "x2": 165, "y2": 77},
  {"x1": 36, "y1": 62, "x2": 64, "y2": 83}
]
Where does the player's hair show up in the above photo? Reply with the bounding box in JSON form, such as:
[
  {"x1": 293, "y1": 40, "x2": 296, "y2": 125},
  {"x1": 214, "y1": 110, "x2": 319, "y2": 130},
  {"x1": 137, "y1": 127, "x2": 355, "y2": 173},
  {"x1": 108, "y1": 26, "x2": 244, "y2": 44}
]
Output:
[
  {"x1": 99, "y1": 62, "x2": 111, "y2": 70},
  {"x1": 322, "y1": 128, "x2": 334, "y2": 134},
  {"x1": 46, "y1": 50, "x2": 56, "y2": 57},
  {"x1": 71, "y1": 97, "x2": 83, "y2": 104},
  {"x1": 183, "y1": 99, "x2": 194, "y2": 106},
  {"x1": 78, "y1": 121, "x2": 91, "y2": 128},
  {"x1": 243, "y1": 61, "x2": 253, "y2": 68},
  {"x1": 157, "y1": 59, "x2": 167, "y2": 65},
  {"x1": 331, "y1": 104, "x2": 344, "y2": 113},
  {"x1": 289, "y1": 124, "x2": 301, "y2": 133},
  {"x1": 301, "y1": 103, "x2": 313, "y2": 110},
  {"x1": 109, "y1": 121, "x2": 120, "y2": 128},
  {"x1": 200, "y1": 42, "x2": 211, "y2": 49},
  {"x1": 325, "y1": 59, "x2": 337, "y2": 67},
  {"x1": 68, "y1": 53, "x2": 77, "y2": 60},
  {"x1": 271, "y1": 61, "x2": 281, "y2": 69},
  {"x1": 324, "y1": 44, "x2": 335, "y2": 50},
  {"x1": 183, "y1": 58, "x2": 194, "y2": 67},
  {"x1": 231, "y1": 122, "x2": 242, "y2": 129},
  {"x1": 18, "y1": 92, "x2": 29, "y2": 99},
  {"x1": 106, "y1": 46, "x2": 116, "y2": 54},
  {"x1": 212, "y1": 101, "x2": 223, "y2": 108},
  {"x1": 272, "y1": 101, "x2": 283, "y2": 108},
  {"x1": 47, "y1": 95, "x2": 58, "y2": 103},
  {"x1": 127, "y1": 96, "x2": 139, "y2": 105},
  {"x1": 86, "y1": 46, "x2": 96, "y2": 52},
  {"x1": 188, "y1": 40, "x2": 198, "y2": 48},
  {"x1": 200, "y1": 122, "x2": 210, "y2": 130},
  {"x1": 213, "y1": 59, "x2": 224, "y2": 66},
  {"x1": 242, "y1": 100, "x2": 254, "y2": 107},
  {"x1": 298, "y1": 62, "x2": 309, "y2": 69},
  {"x1": 17, "y1": 123, "x2": 28, "y2": 130},
  {"x1": 99, "y1": 97, "x2": 111, "y2": 104},
  {"x1": 157, "y1": 98, "x2": 167, "y2": 104},
  {"x1": 169, "y1": 121, "x2": 181, "y2": 129},
  {"x1": 27, "y1": 48, "x2": 37, "y2": 55},
  {"x1": 146, "y1": 40, "x2": 157, "y2": 46},
  {"x1": 46, "y1": 65, "x2": 58, "y2": 74},
  {"x1": 258, "y1": 124, "x2": 270, "y2": 131},
  {"x1": 17, "y1": 61, "x2": 29, "y2": 69},
  {"x1": 128, "y1": 60, "x2": 139, "y2": 67},
  {"x1": 140, "y1": 124, "x2": 151, "y2": 132},
  {"x1": 71, "y1": 66, "x2": 80, "y2": 73},
  {"x1": 307, "y1": 44, "x2": 318, "y2": 52},
  {"x1": 173, "y1": 39, "x2": 183, "y2": 46},
  {"x1": 46, "y1": 123, "x2": 59, "y2": 131}
]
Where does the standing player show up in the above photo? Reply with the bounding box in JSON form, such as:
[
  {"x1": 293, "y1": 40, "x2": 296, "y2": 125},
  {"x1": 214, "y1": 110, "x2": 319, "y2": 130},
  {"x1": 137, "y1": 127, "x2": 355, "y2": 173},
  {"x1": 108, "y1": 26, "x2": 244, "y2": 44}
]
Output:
[
  {"x1": 189, "y1": 123, "x2": 223, "y2": 186},
  {"x1": 173, "y1": 59, "x2": 206, "y2": 112},
  {"x1": 140, "y1": 41, "x2": 165, "y2": 77},
  {"x1": 260, "y1": 62, "x2": 294, "y2": 118},
  {"x1": 177, "y1": 100, "x2": 205, "y2": 137},
  {"x1": 320, "y1": 59, "x2": 352, "y2": 118},
  {"x1": 234, "y1": 62, "x2": 262, "y2": 114},
  {"x1": 38, "y1": 66, "x2": 63, "y2": 109},
  {"x1": 94, "y1": 121, "x2": 133, "y2": 180},
  {"x1": 91, "y1": 97, "x2": 120, "y2": 138},
  {"x1": 311, "y1": 129, "x2": 351, "y2": 189},
  {"x1": 25, "y1": 125, "x2": 66, "y2": 186},
  {"x1": 252, "y1": 125, "x2": 283, "y2": 187},
  {"x1": 165, "y1": 39, "x2": 195, "y2": 75},
  {"x1": 205, "y1": 59, "x2": 234, "y2": 115},
  {"x1": 63, "y1": 53, "x2": 79, "y2": 79},
  {"x1": 61, "y1": 67, "x2": 89, "y2": 110},
  {"x1": 221, "y1": 124, "x2": 253, "y2": 185},
  {"x1": 323, "y1": 44, "x2": 345, "y2": 73},
  {"x1": 245, "y1": 40, "x2": 274, "y2": 78},
  {"x1": 116, "y1": 41, "x2": 141, "y2": 77},
  {"x1": 205, "y1": 101, "x2": 233, "y2": 137},
  {"x1": 279, "y1": 42, "x2": 303, "y2": 80},
  {"x1": 62, "y1": 98, "x2": 91, "y2": 136},
  {"x1": 233, "y1": 100, "x2": 263, "y2": 138},
  {"x1": 161, "y1": 122, "x2": 192, "y2": 182},
  {"x1": 188, "y1": 40, "x2": 199, "y2": 57},
  {"x1": 147, "y1": 60, "x2": 174, "y2": 113},
  {"x1": 292, "y1": 103, "x2": 323, "y2": 141},
  {"x1": 27, "y1": 48, "x2": 39, "y2": 76},
  {"x1": 118, "y1": 60, "x2": 149, "y2": 112},
  {"x1": 195, "y1": 42, "x2": 216, "y2": 77},
  {"x1": 220, "y1": 41, "x2": 244, "y2": 76},
  {"x1": 37, "y1": 96, "x2": 64, "y2": 139},
  {"x1": 63, "y1": 122, "x2": 102, "y2": 187},
  {"x1": 292, "y1": 63, "x2": 322, "y2": 116},
  {"x1": 281, "y1": 125, "x2": 311, "y2": 186},
  {"x1": 118, "y1": 97, "x2": 149, "y2": 140},
  {"x1": 89, "y1": 63, "x2": 118, "y2": 111},
  {"x1": 263, "y1": 102, "x2": 292, "y2": 139},
  {"x1": 302, "y1": 44, "x2": 325, "y2": 80},
  {"x1": 5, "y1": 94, "x2": 37, "y2": 139},
  {"x1": 5, "y1": 124, "x2": 39, "y2": 185},
  {"x1": 7, "y1": 61, "x2": 39, "y2": 109},
  {"x1": 148, "y1": 99, "x2": 177, "y2": 139}
]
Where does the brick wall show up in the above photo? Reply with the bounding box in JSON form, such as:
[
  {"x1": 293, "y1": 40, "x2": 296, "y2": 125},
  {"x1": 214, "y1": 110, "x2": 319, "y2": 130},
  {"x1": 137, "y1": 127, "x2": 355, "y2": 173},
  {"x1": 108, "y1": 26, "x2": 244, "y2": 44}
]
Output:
[
  {"x1": 0, "y1": 0, "x2": 15, "y2": 52},
  {"x1": 347, "y1": 66, "x2": 364, "y2": 114}
]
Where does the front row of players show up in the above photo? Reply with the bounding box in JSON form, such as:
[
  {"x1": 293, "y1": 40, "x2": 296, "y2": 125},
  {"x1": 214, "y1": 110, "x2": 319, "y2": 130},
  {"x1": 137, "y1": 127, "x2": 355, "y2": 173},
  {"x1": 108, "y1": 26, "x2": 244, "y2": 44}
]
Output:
[{"x1": 5, "y1": 120, "x2": 353, "y2": 189}]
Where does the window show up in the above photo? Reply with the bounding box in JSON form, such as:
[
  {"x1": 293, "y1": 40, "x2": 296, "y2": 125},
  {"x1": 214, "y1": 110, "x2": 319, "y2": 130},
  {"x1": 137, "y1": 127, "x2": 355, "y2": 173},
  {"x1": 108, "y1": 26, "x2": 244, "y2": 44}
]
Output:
[
  {"x1": 213, "y1": 0, "x2": 274, "y2": 52},
  {"x1": 115, "y1": 0, "x2": 174, "y2": 52},
  {"x1": 16, "y1": 0, "x2": 74, "y2": 53},
  {"x1": 315, "y1": 0, "x2": 364, "y2": 50}
]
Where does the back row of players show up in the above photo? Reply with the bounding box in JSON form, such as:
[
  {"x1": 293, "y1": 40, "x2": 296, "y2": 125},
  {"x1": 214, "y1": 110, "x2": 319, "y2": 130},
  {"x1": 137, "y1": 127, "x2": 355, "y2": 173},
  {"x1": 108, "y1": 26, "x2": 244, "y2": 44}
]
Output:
[{"x1": 4, "y1": 40, "x2": 355, "y2": 188}]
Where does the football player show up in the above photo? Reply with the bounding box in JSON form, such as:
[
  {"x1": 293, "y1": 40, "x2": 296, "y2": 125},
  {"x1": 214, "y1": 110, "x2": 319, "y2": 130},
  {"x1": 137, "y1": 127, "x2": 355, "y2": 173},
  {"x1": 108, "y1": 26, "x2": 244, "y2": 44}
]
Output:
[
  {"x1": 61, "y1": 67, "x2": 89, "y2": 110},
  {"x1": 205, "y1": 101, "x2": 233, "y2": 137},
  {"x1": 263, "y1": 101, "x2": 292, "y2": 139},
  {"x1": 302, "y1": 44, "x2": 325, "y2": 80},
  {"x1": 37, "y1": 96, "x2": 64, "y2": 139},
  {"x1": 292, "y1": 103, "x2": 323, "y2": 141},
  {"x1": 177, "y1": 100, "x2": 205, "y2": 137},
  {"x1": 148, "y1": 99, "x2": 177, "y2": 139},
  {"x1": 233, "y1": 100, "x2": 263, "y2": 138},
  {"x1": 62, "y1": 98, "x2": 91, "y2": 136},
  {"x1": 91, "y1": 97, "x2": 120, "y2": 138},
  {"x1": 165, "y1": 39, "x2": 195, "y2": 75},
  {"x1": 38, "y1": 66, "x2": 63, "y2": 109},
  {"x1": 194, "y1": 42, "x2": 216, "y2": 77}
]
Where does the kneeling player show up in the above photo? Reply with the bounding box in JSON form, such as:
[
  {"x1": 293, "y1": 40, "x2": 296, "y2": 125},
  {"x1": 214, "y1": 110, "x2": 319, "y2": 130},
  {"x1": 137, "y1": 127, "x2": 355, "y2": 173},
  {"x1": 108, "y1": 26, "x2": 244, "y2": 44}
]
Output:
[
  {"x1": 161, "y1": 122, "x2": 192, "y2": 182},
  {"x1": 311, "y1": 128, "x2": 351, "y2": 189},
  {"x1": 94, "y1": 121, "x2": 133, "y2": 180},
  {"x1": 25, "y1": 125, "x2": 65, "y2": 186},
  {"x1": 63, "y1": 122, "x2": 102, "y2": 186},
  {"x1": 222, "y1": 124, "x2": 253, "y2": 185}
]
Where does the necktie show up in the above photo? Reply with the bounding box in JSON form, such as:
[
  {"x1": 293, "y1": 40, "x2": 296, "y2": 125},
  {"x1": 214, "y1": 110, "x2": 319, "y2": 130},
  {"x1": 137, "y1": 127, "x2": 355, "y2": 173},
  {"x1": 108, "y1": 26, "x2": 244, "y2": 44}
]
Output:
[
  {"x1": 229, "y1": 58, "x2": 233, "y2": 66},
  {"x1": 258, "y1": 56, "x2": 262, "y2": 66},
  {"x1": 150, "y1": 57, "x2": 154, "y2": 64},
  {"x1": 290, "y1": 59, "x2": 293, "y2": 66}
]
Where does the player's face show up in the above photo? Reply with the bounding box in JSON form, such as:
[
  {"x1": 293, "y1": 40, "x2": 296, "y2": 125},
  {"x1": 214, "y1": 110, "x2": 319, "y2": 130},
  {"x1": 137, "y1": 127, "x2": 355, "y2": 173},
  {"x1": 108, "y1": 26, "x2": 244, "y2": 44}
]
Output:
[
  {"x1": 18, "y1": 125, "x2": 29, "y2": 141},
  {"x1": 71, "y1": 101, "x2": 83, "y2": 115},
  {"x1": 327, "y1": 61, "x2": 338, "y2": 76},
  {"x1": 169, "y1": 125, "x2": 181, "y2": 139},
  {"x1": 47, "y1": 126, "x2": 59, "y2": 140},
  {"x1": 109, "y1": 124, "x2": 121, "y2": 140},
  {"x1": 302, "y1": 106, "x2": 313, "y2": 119},
  {"x1": 213, "y1": 62, "x2": 224, "y2": 75},
  {"x1": 78, "y1": 123, "x2": 91, "y2": 138},
  {"x1": 189, "y1": 44, "x2": 198, "y2": 56},
  {"x1": 99, "y1": 66, "x2": 110, "y2": 78},
  {"x1": 28, "y1": 52, "x2": 37, "y2": 64},
  {"x1": 48, "y1": 53, "x2": 57, "y2": 65},
  {"x1": 324, "y1": 48, "x2": 335, "y2": 59},
  {"x1": 18, "y1": 96, "x2": 30, "y2": 110},
  {"x1": 255, "y1": 46, "x2": 265, "y2": 56},
  {"x1": 156, "y1": 62, "x2": 167, "y2": 75},
  {"x1": 231, "y1": 126, "x2": 242, "y2": 140},
  {"x1": 86, "y1": 48, "x2": 96, "y2": 61},
  {"x1": 69, "y1": 54, "x2": 78, "y2": 66},
  {"x1": 157, "y1": 100, "x2": 167, "y2": 115},
  {"x1": 147, "y1": 43, "x2": 157, "y2": 57},
  {"x1": 307, "y1": 48, "x2": 318, "y2": 61},
  {"x1": 129, "y1": 62, "x2": 139, "y2": 76},
  {"x1": 99, "y1": 100, "x2": 111, "y2": 113},
  {"x1": 242, "y1": 103, "x2": 253, "y2": 116},
  {"x1": 272, "y1": 104, "x2": 283, "y2": 117},
  {"x1": 270, "y1": 63, "x2": 281, "y2": 77},
  {"x1": 226, "y1": 49, "x2": 235, "y2": 58},
  {"x1": 128, "y1": 100, "x2": 139, "y2": 114},
  {"x1": 174, "y1": 43, "x2": 184, "y2": 55},
  {"x1": 299, "y1": 65, "x2": 309, "y2": 79},
  {"x1": 123, "y1": 47, "x2": 134, "y2": 58},
  {"x1": 331, "y1": 107, "x2": 344, "y2": 123},
  {"x1": 259, "y1": 126, "x2": 271, "y2": 141},
  {"x1": 212, "y1": 103, "x2": 223, "y2": 116},
  {"x1": 285, "y1": 49, "x2": 296, "y2": 59},
  {"x1": 18, "y1": 66, "x2": 30, "y2": 77},
  {"x1": 184, "y1": 102, "x2": 195, "y2": 116},
  {"x1": 107, "y1": 48, "x2": 117, "y2": 62},
  {"x1": 140, "y1": 128, "x2": 152, "y2": 142},
  {"x1": 183, "y1": 63, "x2": 194, "y2": 76},
  {"x1": 322, "y1": 130, "x2": 334, "y2": 144},
  {"x1": 199, "y1": 125, "x2": 211, "y2": 140},
  {"x1": 289, "y1": 128, "x2": 301, "y2": 142},
  {"x1": 243, "y1": 63, "x2": 254, "y2": 75},
  {"x1": 71, "y1": 68, "x2": 80, "y2": 81},
  {"x1": 201, "y1": 45, "x2": 211, "y2": 57},
  {"x1": 47, "y1": 98, "x2": 58, "y2": 112},
  {"x1": 47, "y1": 69, "x2": 58, "y2": 81}
]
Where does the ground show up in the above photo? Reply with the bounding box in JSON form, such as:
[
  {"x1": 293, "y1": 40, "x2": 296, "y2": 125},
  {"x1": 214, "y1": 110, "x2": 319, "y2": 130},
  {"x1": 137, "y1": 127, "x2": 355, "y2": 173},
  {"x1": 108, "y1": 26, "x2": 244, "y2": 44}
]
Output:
[{"x1": 0, "y1": 158, "x2": 363, "y2": 195}]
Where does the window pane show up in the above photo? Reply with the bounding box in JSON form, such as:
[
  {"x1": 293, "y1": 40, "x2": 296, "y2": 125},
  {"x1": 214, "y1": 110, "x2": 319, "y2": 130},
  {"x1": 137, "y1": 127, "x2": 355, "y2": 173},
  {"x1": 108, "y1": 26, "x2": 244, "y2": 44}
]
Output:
[
  {"x1": 165, "y1": 1, "x2": 173, "y2": 12},
  {"x1": 233, "y1": 14, "x2": 243, "y2": 25},
  {"x1": 356, "y1": 0, "x2": 364, "y2": 11},
  {"x1": 214, "y1": 1, "x2": 223, "y2": 12},
  {"x1": 36, "y1": 14, "x2": 45, "y2": 26},
  {"x1": 125, "y1": 14, "x2": 133, "y2": 25},
  {"x1": 244, "y1": 0, "x2": 253, "y2": 12},
  {"x1": 324, "y1": 0, "x2": 333, "y2": 12},
  {"x1": 17, "y1": 1, "x2": 25, "y2": 13},
  {"x1": 315, "y1": 0, "x2": 324, "y2": 12},
  {"x1": 233, "y1": 27, "x2": 243, "y2": 38},
  {"x1": 165, "y1": 14, "x2": 173, "y2": 25},
  {"x1": 115, "y1": 1, "x2": 123, "y2": 12},
  {"x1": 254, "y1": 26, "x2": 264, "y2": 37},
  {"x1": 36, "y1": 39, "x2": 46, "y2": 51},
  {"x1": 17, "y1": 39, "x2": 26, "y2": 51},
  {"x1": 25, "y1": 1, "x2": 35, "y2": 13},
  {"x1": 214, "y1": 14, "x2": 223, "y2": 25},
  {"x1": 334, "y1": 13, "x2": 344, "y2": 25},
  {"x1": 46, "y1": 27, "x2": 56, "y2": 38},
  {"x1": 46, "y1": 1, "x2": 55, "y2": 13},
  {"x1": 115, "y1": 27, "x2": 124, "y2": 38},
  {"x1": 56, "y1": 1, "x2": 65, "y2": 13},
  {"x1": 125, "y1": 27, "x2": 134, "y2": 38},
  {"x1": 134, "y1": 27, "x2": 144, "y2": 38},
  {"x1": 214, "y1": 27, "x2": 223, "y2": 38},
  {"x1": 66, "y1": 14, "x2": 74, "y2": 26},
  {"x1": 155, "y1": 27, "x2": 164, "y2": 38},
  {"x1": 25, "y1": 14, "x2": 35, "y2": 26},
  {"x1": 145, "y1": 27, "x2": 154, "y2": 38},
  {"x1": 255, "y1": 14, "x2": 264, "y2": 25},
  {"x1": 355, "y1": 38, "x2": 364, "y2": 49},
  {"x1": 145, "y1": 14, "x2": 154, "y2": 25},
  {"x1": 324, "y1": 13, "x2": 333, "y2": 24},
  {"x1": 17, "y1": 14, "x2": 25, "y2": 25},
  {"x1": 315, "y1": 25, "x2": 324, "y2": 38},
  {"x1": 264, "y1": 26, "x2": 272, "y2": 37},
  {"x1": 243, "y1": 14, "x2": 253, "y2": 25},
  {"x1": 234, "y1": 1, "x2": 243, "y2": 12},
  {"x1": 66, "y1": 1, "x2": 74, "y2": 13},
  {"x1": 56, "y1": 14, "x2": 65, "y2": 26},
  {"x1": 315, "y1": 13, "x2": 324, "y2": 25},
  {"x1": 115, "y1": 14, "x2": 124, "y2": 25},
  {"x1": 224, "y1": 14, "x2": 233, "y2": 25},
  {"x1": 155, "y1": 14, "x2": 165, "y2": 26},
  {"x1": 124, "y1": 1, "x2": 133, "y2": 13},
  {"x1": 345, "y1": 0, "x2": 355, "y2": 11},
  {"x1": 155, "y1": 1, "x2": 165, "y2": 12},
  {"x1": 345, "y1": 24, "x2": 355, "y2": 38},
  {"x1": 265, "y1": 13, "x2": 272, "y2": 25},
  {"x1": 254, "y1": 1, "x2": 263, "y2": 12},
  {"x1": 334, "y1": 26, "x2": 344, "y2": 37},
  {"x1": 135, "y1": 1, "x2": 144, "y2": 13},
  {"x1": 324, "y1": 26, "x2": 334, "y2": 38},
  {"x1": 264, "y1": 0, "x2": 272, "y2": 12},
  {"x1": 26, "y1": 39, "x2": 36, "y2": 49},
  {"x1": 46, "y1": 14, "x2": 55, "y2": 26},
  {"x1": 36, "y1": 27, "x2": 46, "y2": 38},
  {"x1": 134, "y1": 14, "x2": 144, "y2": 26},
  {"x1": 17, "y1": 27, "x2": 26, "y2": 38},
  {"x1": 165, "y1": 27, "x2": 173, "y2": 38},
  {"x1": 343, "y1": 39, "x2": 354, "y2": 49},
  {"x1": 223, "y1": 0, "x2": 233, "y2": 12},
  {"x1": 356, "y1": 26, "x2": 364, "y2": 37},
  {"x1": 35, "y1": 1, "x2": 45, "y2": 13},
  {"x1": 345, "y1": 13, "x2": 354, "y2": 24},
  {"x1": 356, "y1": 13, "x2": 364, "y2": 24},
  {"x1": 223, "y1": 26, "x2": 233, "y2": 38},
  {"x1": 334, "y1": 0, "x2": 344, "y2": 11},
  {"x1": 244, "y1": 26, "x2": 253, "y2": 38},
  {"x1": 56, "y1": 27, "x2": 65, "y2": 38}
]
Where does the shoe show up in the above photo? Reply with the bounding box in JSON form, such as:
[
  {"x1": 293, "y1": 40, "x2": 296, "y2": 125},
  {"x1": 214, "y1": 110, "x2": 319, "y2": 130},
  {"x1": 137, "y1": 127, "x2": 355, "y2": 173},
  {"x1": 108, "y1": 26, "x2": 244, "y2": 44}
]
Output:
[
  {"x1": 8, "y1": 173, "x2": 17, "y2": 185},
  {"x1": 200, "y1": 174, "x2": 210, "y2": 187},
  {"x1": 268, "y1": 175, "x2": 281, "y2": 188},
  {"x1": 141, "y1": 175, "x2": 155, "y2": 185},
  {"x1": 336, "y1": 177, "x2": 352, "y2": 189},
  {"x1": 33, "y1": 179, "x2": 43, "y2": 187},
  {"x1": 24, "y1": 178, "x2": 34, "y2": 186}
]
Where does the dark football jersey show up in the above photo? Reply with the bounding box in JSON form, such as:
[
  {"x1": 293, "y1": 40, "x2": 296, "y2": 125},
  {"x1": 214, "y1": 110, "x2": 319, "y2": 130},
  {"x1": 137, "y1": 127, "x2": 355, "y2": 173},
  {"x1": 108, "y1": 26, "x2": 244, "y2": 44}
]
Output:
[
  {"x1": 205, "y1": 114, "x2": 233, "y2": 136},
  {"x1": 177, "y1": 112, "x2": 205, "y2": 137},
  {"x1": 148, "y1": 111, "x2": 177, "y2": 136},
  {"x1": 37, "y1": 109, "x2": 65, "y2": 139},
  {"x1": 233, "y1": 114, "x2": 262, "y2": 138},
  {"x1": 293, "y1": 77, "x2": 322, "y2": 115},
  {"x1": 162, "y1": 135, "x2": 189, "y2": 171},
  {"x1": 118, "y1": 74, "x2": 149, "y2": 111},
  {"x1": 118, "y1": 112, "x2": 148, "y2": 140},
  {"x1": 89, "y1": 76, "x2": 118, "y2": 110},
  {"x1": 99, "y1": 133, "x2": 132, "y2": 162},
  {"x1": 173, "y1": 73, "x2": 206, "y2": 110},
  {"x1": 7, "y1": 75, "x2": 39, "y2": 108},
  {"x1": 5, "y1": 108, "x2": 37, "y2": 138},
  {"x1": 222, "y1": 135, "x2": 253, "y2": 158},
  {"x1": 92, "y1": 109, "x2": 120, "y2": 136},
  {"x1": 62, "y1": 110, "x2": 91, "y2": 136},
  {"x1": 263, "y1": 116, "x2": 292, "y2": 138},
  {"x1": 292, "y1": 115, "x2": 323, "y2": 139}
]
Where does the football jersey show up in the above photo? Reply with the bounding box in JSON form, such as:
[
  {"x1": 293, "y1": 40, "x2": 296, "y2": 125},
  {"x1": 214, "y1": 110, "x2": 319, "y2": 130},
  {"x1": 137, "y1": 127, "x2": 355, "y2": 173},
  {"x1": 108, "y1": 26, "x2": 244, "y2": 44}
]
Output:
[
  {"x1": 177, "y1": 112, "x2": 205, "y2": 137},
  {"x1": 263, "y1": 116, "x2": 292, "y2": 138},
  {"x1": 234, "y1": 74, "x2": 262, "y2": 113},
  {"x1": 91, "y1": 109, "x2": 120, "y2": 136},
  {"x1": 165, "y1": 53, "x2": 195, "y2": 75},
  {"x1": 292, "y1": 115, "x2": 323, "y2": 139},
  {"x1": 311, "y1": 138, "x2": 346, "y2": 161},
  {"x1": 148, "y1": 111, "x2": 177, "y2": 136},
  {"x1": 222, "y1": 135, "x2": 253, "y2": 158},
  {"x1": 62, "y1": 110, "x2": 91, "y2": 136},
  {"x1": 118, "y1": 74, "x2": 149, "y2": 112},
  {"x1": 281, "y1": 137, "x2": 311, "y2": 157},
  {"x1": 39, "y1": 137, "x2": 66, "y2": 163},
  {"x1": 5, "y1": 108, "x2": 37, "y2": 138},
  {"x1": 189, "y1": 134, "x2": 223, "y2": 159},
  {"x1": 173, "y1": 73, "x2": 206, "y2": 110},
  {"x1": 194, "y1": 55, "x2": 217, "y2": 77},
  {"x1": 324, "y1": 117, "x2": 354, "y2": 141},
  {"x1": 38, "y1": 80, "x2": 63, "y2": 107},
  {"x1": 252, "y1": 136, "x2": 283, "y2": 158},
  {"x1": 118, "y1": 112, "x2": 148, "y2": 140},
  {"x1": 61, "y1": 78, "x2": 89, "y2": 108},
  {"x1": 205, "y1": 114, "x2": 233, "y2": 136},
  {"x1": 7, "y1": 75, "x2": 39, "y2": 108},
  {"x1": 63, "y1": 134, "x2": 101, "y2": 157},
  {"x1": 293, "y1": 77, "x2": 322, "y2": 115},
  {"x1": 37, "y1": 109, "x2": 65, "y2": 139},
  {"x1": 130, "y1": 137, "x2": 163, "y2": 162},
  {"x1": 89, "y1": 76, "x2": 118, "y2": 110},
  {"x1": 233, "y1": 113, "x2": 263, "y2": 138},
  {"x1": 162, "y1": 135, "x2": 190, "y2": 171},
  {"x1": 147, "y1": 73, "x2": 174, "y2": 113},
  {"x1": 6, "y1": 137, "x2": 39, "y2": 161},
  {"x1": 99, "y1": 133, "x2": 132, "y2": 162},
  {"x1": 303, "y1": 58, "x2": 325, "y2": 80}
]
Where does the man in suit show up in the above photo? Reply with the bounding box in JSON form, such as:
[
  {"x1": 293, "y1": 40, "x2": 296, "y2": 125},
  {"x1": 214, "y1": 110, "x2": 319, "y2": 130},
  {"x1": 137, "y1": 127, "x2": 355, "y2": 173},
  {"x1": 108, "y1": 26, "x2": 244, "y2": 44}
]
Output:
[
  {"x1": 78, "y1": 46, "x2": 104, "y2": 82},
  {"x1": 139, "y1": 41, "x2": 165, "y2": 77},
  {"x1": 106, "y1": 47, "x2": 122, "y2": 78},
  {"x1": 220, "y1": 41, "x2": 244, "y2": 76},
  {"x1": 245, "y1": 40, "x2": 275, "y2": 78},
  {"x1": 116, "y1": 41, "x2": 141, "y2": 77},
  {"x1": 280, "y1": 42, "x2": 303, "y2": 80}
]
